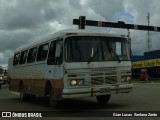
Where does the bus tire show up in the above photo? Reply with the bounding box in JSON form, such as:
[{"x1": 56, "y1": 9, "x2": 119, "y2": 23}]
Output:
[
  {"x1": 46, "y1": 82, "x2": 59, "y2": 108},
  {"x1": 0, "y1": 84, "x2": 1, "y2": 89},
  {"x1": 49, "y1": 89, "x2": 59, "y2": 108},
  {"x1": 96, "y1": 95, "x2": 111, "y2": 104}
]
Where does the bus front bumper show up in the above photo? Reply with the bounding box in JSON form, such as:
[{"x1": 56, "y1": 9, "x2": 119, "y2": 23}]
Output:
[{"x1": 62, "y1": 84, "x2": 133, "y2": 98}]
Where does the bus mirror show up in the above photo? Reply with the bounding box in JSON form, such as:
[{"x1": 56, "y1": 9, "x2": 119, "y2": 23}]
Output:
[{"x1": 55, "y1": 42, "x2": 62, "y2": 58}]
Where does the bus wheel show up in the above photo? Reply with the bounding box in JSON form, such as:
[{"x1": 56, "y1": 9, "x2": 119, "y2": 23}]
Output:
[
  {"x1": 96, "y1": 95, "x2": 111, "y2": 104},
  {"x1": 20, "y1": 85, "x2": 28, "y2": 101},
  {"x1": 0, "y1": 84, "x2": 1, "y2": 89},
  {"x1": 49, "y1": 90, "x2": 58, "y2": 108}
]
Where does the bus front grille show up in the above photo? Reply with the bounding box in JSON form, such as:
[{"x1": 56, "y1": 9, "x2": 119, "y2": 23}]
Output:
[
  {"x1": 91, "y1": 76, "x2": 117, "y2": 85},
  {"x1": 66, "y1": 68, "x2": 118, "y2": 86},
  {"x1": 91, "y1": 69, "x2": 117, "y2": 86}
]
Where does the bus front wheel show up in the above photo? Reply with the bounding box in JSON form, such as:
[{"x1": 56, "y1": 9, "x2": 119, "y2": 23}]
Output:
[
  {"x1": 96, "y1": 95, "x2": 111, "y2": 104},
  {"x1": 49, "y1": 90, "x2": 59, "y2": 108}
]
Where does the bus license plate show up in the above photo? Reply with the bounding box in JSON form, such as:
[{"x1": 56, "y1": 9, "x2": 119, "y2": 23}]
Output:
[{"x1": 99, "y1": 88, "x2": 111, "y2": 93}]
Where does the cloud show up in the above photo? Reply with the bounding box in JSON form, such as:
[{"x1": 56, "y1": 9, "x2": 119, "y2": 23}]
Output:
[
  {"x1": 86, "y1": 0, "x2": 124, "y2": 21},
  {"x1": 122, "y1": 0, "x2": 160, "y2": 56},
  {"x1": 0, "y1": 0, "x2": 45, "y2": 30},
  {"x1": 1, "y1": 0, "x2": 160, "y2": 67}
]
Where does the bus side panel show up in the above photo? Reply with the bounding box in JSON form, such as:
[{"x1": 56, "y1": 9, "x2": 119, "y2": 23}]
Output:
[
  {"x1": 20, "y1": 79, "x2": 46, "y2": 96},
  {"x1": 22, "y1": 79, "x2": 64, "y2": 98},
  {"x1": 9, "y1": 60, "x2": 64, "y2": 98},
  {"x1": 50, "y1": 79, "x2": 64, "y2": 100},
  {"x1": 34, "y1": 79, "x2": 47, "y2": 96},
  {"x1": 10, "y1": 78, "x2": 48, "y2": 96},
  {"x1": 10, "y1": 79, "x2": 31, "y2": 93},
  {"x1": 10, "y1": 79, "x2": 21, "y2": 92}
]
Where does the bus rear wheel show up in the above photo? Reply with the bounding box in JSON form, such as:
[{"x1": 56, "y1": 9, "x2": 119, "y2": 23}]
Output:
[{"x1": 96, "y1": 95, "x2": 111, "y2": 104}]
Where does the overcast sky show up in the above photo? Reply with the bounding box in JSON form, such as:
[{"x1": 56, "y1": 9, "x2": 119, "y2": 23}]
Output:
[{"x1": 1, "y1": 0, "x2": 160, "y2": 67}]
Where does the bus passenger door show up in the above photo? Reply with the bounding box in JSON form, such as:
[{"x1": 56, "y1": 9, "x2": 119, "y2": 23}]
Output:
[
  {"x1": 47, "y1": 39, "x2": 63, "y2": 100},
  {"x1": 47, "y1": 39, "x2": 63, "y2": 80},
  {"x1": 54, "y1": 40, "x2": 63, "y2": 79}
]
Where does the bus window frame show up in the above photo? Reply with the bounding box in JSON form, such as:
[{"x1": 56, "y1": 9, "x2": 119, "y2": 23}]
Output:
[
  {"x1": 27, "y1": 47, "x2": 38, "y2": 63},
  {"x1": 47, "y1": 38, "x2": 63, "y2": 65},
  {"x1": 37, "y1": 43, "x2": 49, "y2": 62},
  {"x1": 13, "y1": 52, "x2": 20, "y2": 66},
  {"x1": 19, "y1": 50, "x2": 28, "y2": 65}
]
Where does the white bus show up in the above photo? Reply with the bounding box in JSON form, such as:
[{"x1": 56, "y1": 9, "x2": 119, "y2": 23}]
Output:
[{"x1": 8, "y1": 29, "x2": 132, "y2": 107}]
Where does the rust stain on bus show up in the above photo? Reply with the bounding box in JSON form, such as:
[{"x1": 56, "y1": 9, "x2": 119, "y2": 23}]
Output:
[
  {"x1": 10, "y1": 79, "x2": 64, "y2": 100},
  {"x1": 50, "y1": 79, "x2": 64, "y2": 100}
]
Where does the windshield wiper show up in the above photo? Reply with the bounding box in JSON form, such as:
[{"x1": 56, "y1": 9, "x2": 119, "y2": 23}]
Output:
[
  {"x1": 87, "y1": 50, "x2": 98, "y2": 64},
  {"x1": 109, "y1": 48, "x2": 121, "y2": 63}
]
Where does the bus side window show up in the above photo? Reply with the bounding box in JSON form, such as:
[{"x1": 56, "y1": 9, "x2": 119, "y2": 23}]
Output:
[
  {"x1": 27, "y1": 47, "x2": 37, "y2": 63},
  {"x1": 37, "y1": 43, "x2": 49, "y2": 61},
  {"x1": 13, "y1": 53, "x2": 20, "y2": 66},
  {"x1": 47, "y1": 41, "x2": 56, "y2": 65},
  {"x1": 47, "y1": 40, "x2": 63, "y2": 65},
  {"x1": 19, "y1": 50, "x2": 28, "y2": 65}
]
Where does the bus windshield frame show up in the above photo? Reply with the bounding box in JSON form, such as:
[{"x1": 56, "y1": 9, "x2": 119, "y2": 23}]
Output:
[{"x1": 65, "y1": 36, "x2": 131, "y2": 63}]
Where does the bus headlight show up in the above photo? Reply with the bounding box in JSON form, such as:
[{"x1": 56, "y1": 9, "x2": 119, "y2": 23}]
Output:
[
  {"x1": 70, "y1": 79, "x2": 84, "y2": 86},
  {"x1": 126, "y1": 76, "x2": 131, "y2": 82},
  {"x1": 0, "y1": 77, "x2": 3, "y2": 80},
  {"x1": 77, "y1": 79, "x2": 84, "y2": 86},
  {"x1": 121, "y1": 76, "x2": 131, "y2": 82},
  {"x1": 70, "y1": 80, "x2": 77, "y2": 86}
]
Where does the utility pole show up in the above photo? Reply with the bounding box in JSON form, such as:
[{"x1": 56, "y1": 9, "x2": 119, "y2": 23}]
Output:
[
  {"x1": 146, "y1": 12, "x2": 152, "y2": 52},
  {"x1": 127, "y1": 29, "x2": 130, "y2": 38}
]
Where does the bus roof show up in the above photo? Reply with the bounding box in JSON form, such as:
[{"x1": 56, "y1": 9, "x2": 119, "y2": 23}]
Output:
[{"x1": 14, "y1": 29, "x2": 127, "y2": 53}]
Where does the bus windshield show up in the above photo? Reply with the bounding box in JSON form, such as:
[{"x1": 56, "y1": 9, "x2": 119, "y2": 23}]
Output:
[{"x1": 65, "y1": 36, "x2": 130, "y2": 62}]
